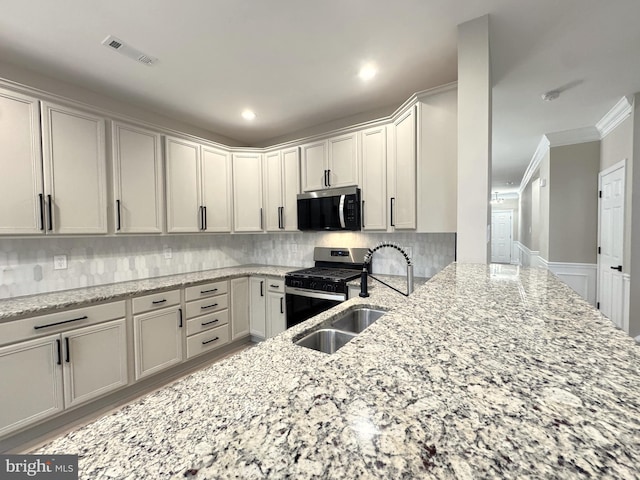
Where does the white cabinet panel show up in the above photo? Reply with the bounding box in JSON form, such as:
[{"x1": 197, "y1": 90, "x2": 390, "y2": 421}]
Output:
[
  {"x1": 0, "y1": 88, "x2": 44, "y2": 235},
  {"x1": 0, "y1": 335, "x2": 63, "y2": 437},
  {"x1": 201, "y1": 145, "x2": 232, "y2": 232},
  {"x1": 230, "y1": 277, "x2": 250, "y2": 340},
  {"x1": 266, "y1": 291, "x2": 286, "y2": 338},
  {"x1": 301, "y1": 141, "x2": 327, "y2": 192},
  {"x1": 134, "y1": 306, "x2": 183, "y2": 380},
  {"x1": 264, "y1": 151, "x2": 283, "y2": 231},
  {"x1": 389, "y1": 106, "x2": 416, "y2": 230},
  {"x1": 62, "y1": 318, "x2": 128, "y2": 408},
  {"x1": 232, "y1": 152, "x2": 263, "y2": 232},
  {"x1": 327, "y1": 132, "x2": 358, "y2": 188},
  {"x1": 281, "y1": 147, "x2": 300, "y2": 231},
  {"x1": 361, "y1": 126, "x2": 387, "y2": 231},
  {"x1": 112, "y1": 122, "x2": 163, "y2": 233},
  {"x1": 249, "y1": 277, "x2": 266, "y2": 339},
  {"x1": 165, "y1": 136, "x2": 201, "y2": 233},
  {"x1": 41, "y1": 102, "x2": 107, "y2": 234}
]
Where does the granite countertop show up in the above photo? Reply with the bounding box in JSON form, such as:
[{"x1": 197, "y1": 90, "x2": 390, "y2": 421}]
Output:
[
  {"x1": 33, "y1": 264, "x2": 640, "y2": 479},
  {"x1": 0, "y1": 265, "x2": 295, "y2": 321}
]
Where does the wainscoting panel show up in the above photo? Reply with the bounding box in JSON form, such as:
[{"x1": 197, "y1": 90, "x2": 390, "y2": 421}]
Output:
[{"x1": 544, "y1": 261, "x2": 597, "y2": 306}]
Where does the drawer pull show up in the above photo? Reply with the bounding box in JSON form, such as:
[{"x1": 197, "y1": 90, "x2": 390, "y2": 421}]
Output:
[
  {"x1": 201, "y1": 318, "x2": 220, "y2": 326},
  {"x1": 270, "y1": 284, "x2": 280, "y2": 288},
  {"x1": 34, "y1": 315, "x2": 88, "y2": 330},
  {"x1": 152, "y1": 299, "x2": 167, "y2": 304},
  {"x1": 201, "y1": 303, "x2": 219, "y2": 310},
  {"x1": 202, "y1": 336, "x2": 220, "y2": 345},
  {"x1": 65, "y1": 337, "x2": 70, "y2": 363},
  {"x1": 56, "y1": 339, "x2": 62, "y2": 365},
  {"x1": 178, "y1": 308, "x2": 183, "y2": 328},
  {"x1": 200, "y1": 288, "x2": 218, "y2": 294}
]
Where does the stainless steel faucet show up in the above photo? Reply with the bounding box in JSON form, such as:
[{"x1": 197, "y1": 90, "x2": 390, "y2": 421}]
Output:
[{"x1": 359, "y1": 242, "x2": 414, "y2": 297}]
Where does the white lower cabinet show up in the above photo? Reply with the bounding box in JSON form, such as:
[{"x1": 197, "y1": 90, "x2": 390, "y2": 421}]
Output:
[
  {"x1": 230, "y1": 277, "x2": 250, "y2": 340},
  {"x1": 0, "y1": 315, "x2": 127, "y2": 437},
  {"x1": 0, "y1": 335, "x2": 63, "y2": 437},
  {"x1": 250, "y1": 277, "x2": 286, "y2": 339},
  {"x1": 184, "y1": 280, "x2": 231, "y2": 359},
  {"x1": 133, "y1": 305, "x2": 183, "y2": 379}
]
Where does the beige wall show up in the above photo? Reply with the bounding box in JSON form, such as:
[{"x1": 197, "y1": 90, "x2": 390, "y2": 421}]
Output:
[
  {"x1": 548, "y1": 142, "x2": 600, "y2": 263},
  {"x1": 519, "y1": 180, "x2": 533, "y2": 249},
  {"x1": 600, "y1": 115, "x2": 634, "y2": 273},
  {"x1": 539, "y1": 152, "x2": 550, "y2": 260},
  {"x1": 629, "y1": 94, "x2": 640, "y2": 338}
]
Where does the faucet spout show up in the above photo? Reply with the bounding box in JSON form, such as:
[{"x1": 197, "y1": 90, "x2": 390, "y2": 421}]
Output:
[{"x1": 359, "y1": 242, "x2": 414, "y2": 297}]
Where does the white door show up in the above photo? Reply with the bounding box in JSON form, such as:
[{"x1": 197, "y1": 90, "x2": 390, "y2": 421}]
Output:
[
  {"x1": 232, "y1": 152, "x2": 263, "y2": 232},
  {"x1": 598, "y1": 162, "x2": 625, "y2": 329},
  {"x1": 112, "y1": 122, "x2": 163, "y2": 233},
  {"x1": 230, "y1": 277, "x2": 250, "y2": 339},
  {"x1": 389, "y1": 106, "x2": 417, "y2": 229},
  {"x1": 266, "y1": 292, "x2": 286, "y2": 338},
  {"x1": 491, "y1": 210, "x2": 513, "y2": 264},
  {"x1": 264, "y1": 151, "x2": 283, "y2": 231},
  {"x1": 301, "y1": 141, "x2": 327, "y2": 191},
  {"x1": 281, "y1": 147, "x2": 300, "y2": 231},
  {"x1": 249, "y1": 277, "x2": 266, "y2": 339},
  {"x1": 201, "y1": 145, "x2": 232, "y2": 232},
  {"x1": 361, "y1": 126, "x2": 387, "y2": 230},
  {"x1": 134, "y1": 306, "x2": 183, "y2": 380},
  {"x1": 327, "y1": 132, "x2": 359, "y2": 188},
  {"x1": 165, "y1": 136, "x2": 201, "y2": 233},
  {"x1": 62, "y1": 318, "x2": 128, "y2": 408}
]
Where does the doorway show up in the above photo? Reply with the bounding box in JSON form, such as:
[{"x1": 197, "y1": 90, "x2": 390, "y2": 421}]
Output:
[
  {"x1": 597, "y1": 159, "x2": 626, "y2": 329},
  {"x1": 491, "y1": 210, "x2": 513, "y2": 264}
]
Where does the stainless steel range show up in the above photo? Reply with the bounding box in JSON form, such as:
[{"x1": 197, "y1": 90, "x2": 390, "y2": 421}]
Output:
[{"x1": 285, "y1": 247, "x2": 370, "y2": 328}]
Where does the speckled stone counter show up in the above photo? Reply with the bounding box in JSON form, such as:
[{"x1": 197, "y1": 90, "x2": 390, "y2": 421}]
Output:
[
  {"x1": 33, "y1": 264, "x2": 640, "y2": 479},
  {"x1": 0, "y1": 265, "x2": 294, "y2": 321}
]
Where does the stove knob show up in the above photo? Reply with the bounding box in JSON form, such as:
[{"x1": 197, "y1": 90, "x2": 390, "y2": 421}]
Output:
[{"x1": 310, "y1": 281, "x2": 317, "y2": 290}]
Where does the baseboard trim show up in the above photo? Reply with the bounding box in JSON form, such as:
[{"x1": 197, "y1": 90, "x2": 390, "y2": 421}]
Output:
[{"x1": 1, "y1": 337, "x2": 252, "y2": 454}]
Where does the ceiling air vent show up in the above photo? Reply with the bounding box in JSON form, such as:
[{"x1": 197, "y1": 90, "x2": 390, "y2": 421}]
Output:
[{"x1": 101, "y1": 35, "x2": 158, "y2": 66}]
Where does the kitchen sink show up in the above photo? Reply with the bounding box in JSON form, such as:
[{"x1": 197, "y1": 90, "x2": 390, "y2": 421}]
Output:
[
  {"x1": 294, "y1": 329, "x2": 357, "y2": 354},
  {"x1": 330, "y1": 308, "x2": 386, "y2": 334}
]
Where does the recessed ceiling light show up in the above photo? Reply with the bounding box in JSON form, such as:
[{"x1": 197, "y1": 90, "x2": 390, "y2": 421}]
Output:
[
  {"x1": 358, "y1": 64, "x2": 377, "y2": 81},
  {"x1": 242, "y1": 109, "x2": 256, "y2": 121}
]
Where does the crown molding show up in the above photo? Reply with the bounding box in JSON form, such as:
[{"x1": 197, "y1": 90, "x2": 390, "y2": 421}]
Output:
[
  {"x1": 596, "y1": 96, "x2": 633, "y2": 138},
  {"x1": 545, "y1": 126, "x2": 601, "y2": 147},
  {"x1": 519, "y1": 136, "x2": 549, "y2": 193}
]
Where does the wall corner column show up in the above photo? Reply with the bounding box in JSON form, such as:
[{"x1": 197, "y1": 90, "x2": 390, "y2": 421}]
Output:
[{"x1": 456, "y1": 14, "x2": 492, "y2": 263}]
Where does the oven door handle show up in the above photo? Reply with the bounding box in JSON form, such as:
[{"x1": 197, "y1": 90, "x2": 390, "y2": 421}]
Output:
[
  {"x1": 285, "y1": 287, "x2": 346, "y2": 302},
  {"x1": 338, "y1": 194, "x2": 346, "y2": 229}
]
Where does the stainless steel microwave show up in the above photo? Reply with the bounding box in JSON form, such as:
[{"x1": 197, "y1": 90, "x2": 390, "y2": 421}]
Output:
[{"x1": 297, "y1": 187, "x2": 361, "y2": 231}]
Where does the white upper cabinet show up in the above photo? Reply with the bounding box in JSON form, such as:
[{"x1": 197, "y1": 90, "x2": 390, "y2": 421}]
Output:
[
  {"x1": 301, "y1": 133, "x2": 359, "y2": 192},
  {"x1": 264, "y1": 147, "x2": 299, "y2": 231},
  {"x1": 165, "y1": 137, "x2": 232, "y2": 233},
  {"x1": 111, "y1": 122, "x2": 163, "y2": 234},
  {"x1": 41, "y1": 102, "x2": 108, "y2": 234},
  {"x1": 388, "y1": 106, "x2": 417, "y2": 230},
  {"x1": 0, "y1": 88, "x2": 44, "y2": 235},
  {"x1": 232, "y1": 152, "x2": 263, "y2": 232},
  {"x1": 360, "y1": 126, "x2": 388, "y2": 231},
  {"x1": 165, "y1": 136, "x2": 201, "y2": 233},
  {"x1": 201, "y1": 145, "x2": 232, "y2": 232}
]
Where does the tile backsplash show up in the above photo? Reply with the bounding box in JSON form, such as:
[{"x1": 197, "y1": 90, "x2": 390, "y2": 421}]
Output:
[{"x1": 0, "y1": 232, "x2": 455, "y2": 299}]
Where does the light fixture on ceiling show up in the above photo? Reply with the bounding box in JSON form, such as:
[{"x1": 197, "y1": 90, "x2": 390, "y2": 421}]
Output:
[
  {"x1": 490, "y1": 192, "x2": 504, "y2": 204},
  {"x1": 242, "y1": 110, "x2": 256, "y2": 121},
  {"x1": 358, "y1": 63, "x2": 377, "y2": 81},
  {"x1": 541, "y1": 90, "x2": 560, "y2": 102}
]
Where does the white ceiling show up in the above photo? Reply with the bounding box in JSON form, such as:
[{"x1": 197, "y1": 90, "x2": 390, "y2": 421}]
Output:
[{"x1": 1, "y1": 0, "x2": 639, "y2": 192}]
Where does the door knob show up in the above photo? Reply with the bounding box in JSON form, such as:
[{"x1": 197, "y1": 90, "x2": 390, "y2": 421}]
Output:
[{"x1": 610, "y1": 265, "x2": 622, "y2": 272}]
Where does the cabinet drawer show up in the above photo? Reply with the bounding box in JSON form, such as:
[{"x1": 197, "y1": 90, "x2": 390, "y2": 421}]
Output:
[
  {"x1": 266, "y1": 279, "x2": 285, "y2": 293},
  {"x1": 186, "y1": 309, "x2": 229, "y2": 336},
  {"x1": 185, "y1": 280, "x2": 228, "y2": 302},
  {"x1": 132, "y1": 289, "x2": 180, "y2": 314},
  {"x1": 186, "y1": 325, "x2": 230, "y2": 359},
  {"x1": 186, "y1": 294, "x2": 228, "y2": 319},
  {"x1": 0, "y1": 301, "x2": 125, "y2": 347}
]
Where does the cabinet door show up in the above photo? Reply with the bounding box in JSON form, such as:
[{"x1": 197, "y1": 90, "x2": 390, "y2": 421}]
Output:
[
  {"x1": 249, "y1": 277, "x2": 266, "y2": 339},
  {"x1": 201, "y1": 145, "x2": 232, "y2": 232},
  {"x1": 266, "y1": 292, "x2": 286, "y2": 338},
  {"x1": 301, "y1": 141, "x2": 327, "y2": 191},
  {"x1": 41, "y1": 102, "x2": 107, "y2": 234},
  {"x1": 112, "y1": 122, "x2": 163, "y2": 233},
  {"x1": 62, "y1": 318, "x2": 128, "y2": 409},
  {"x1": 281, "y1": 147, "x2": 300, "y2": 231},
  {"x1": 361, "y1": 126, "x2": 387, "y2": 231},
  {"x1": 264, "y1": 151, "x2": 283, "y2": 231},
  {"x1": 390, "y1": 106, "x2": 417, "y2": 230},
  {"x1": 134, "y1": 306, "x2": 183, "y2": 380},
  {"x1": 165, "y1": 136, "x2": 201, "y2": 233},
  {"x1": 0, "y1": 88, "x2": 44, "y2": 235},
  {"x1": 328, "y1": 132, "x2": 359, "y2": 188},
  {"x1": 0, "y1": 335, "x2": 63, "y2": 437},
  {"x1": 230, "y1": 277, "x2": 250, "y2": 340},
  {"x1": 232, "y1": 152, "x2": 263, "y2": 232}
]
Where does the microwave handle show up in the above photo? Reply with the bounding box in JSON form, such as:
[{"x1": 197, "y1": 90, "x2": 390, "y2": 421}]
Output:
[{"x1": 339, "y1": 194, "x2": 346, "y2": 228}]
